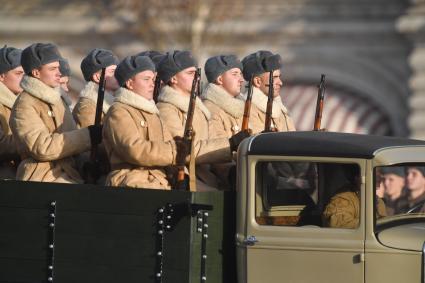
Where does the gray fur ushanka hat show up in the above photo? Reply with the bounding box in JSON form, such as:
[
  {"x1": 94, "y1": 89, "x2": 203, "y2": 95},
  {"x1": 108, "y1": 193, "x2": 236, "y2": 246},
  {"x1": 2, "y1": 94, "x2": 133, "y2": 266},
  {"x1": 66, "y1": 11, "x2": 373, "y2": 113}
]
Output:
[
  {"x1": 157, "y1": 50, "x2": 197, "y2": 84},
  {"x1": 204, "y1": 55, "x2": 243, "y2": 83},
  {"x1": 59, "y1": 59, "x2": 71, "y2": 77},
  {"x1": 115, "y1": 55, "x2": 156, "y2": 87},
  {"x1": 0, "y1": 46, "x2": 22, "y2": 74},
  {"x1": 21, "y1": 43, "x2": 63, "y2": 75},
  {"x1": 137, "y1": 50, "x2": 165, "y2": 69},
  {"x1": 241, "y1": 50, "x2": 282, "y2": 81},
  {"x1": 80, "y1": 48, "x2": 119, "y2": 81}
]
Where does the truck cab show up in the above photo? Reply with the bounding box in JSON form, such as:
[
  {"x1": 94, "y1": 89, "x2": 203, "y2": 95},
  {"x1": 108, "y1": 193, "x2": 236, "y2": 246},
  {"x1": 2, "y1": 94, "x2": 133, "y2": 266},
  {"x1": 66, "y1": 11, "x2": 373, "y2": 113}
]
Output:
[
  {"x1": 1, "y1": 131, "x2": 425, "y2": 283},
  {"x1": 236, "y1": 131, "x2": 425, "y2": 283}
]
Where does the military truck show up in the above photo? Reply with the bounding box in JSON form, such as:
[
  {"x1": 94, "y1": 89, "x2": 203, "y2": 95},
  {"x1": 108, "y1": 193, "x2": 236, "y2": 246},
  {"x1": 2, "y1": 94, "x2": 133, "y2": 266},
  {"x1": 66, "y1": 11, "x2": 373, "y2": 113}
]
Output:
[{"x1": 1, "y1": 132, "x2": 424, "y2": 283}]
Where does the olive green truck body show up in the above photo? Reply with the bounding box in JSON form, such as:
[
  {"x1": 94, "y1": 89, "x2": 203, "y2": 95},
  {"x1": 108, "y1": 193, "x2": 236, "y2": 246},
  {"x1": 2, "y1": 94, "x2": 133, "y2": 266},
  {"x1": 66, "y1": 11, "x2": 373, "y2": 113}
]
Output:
[{"x1": 0, "y1": 132, "x2": 424, "y2": 283}]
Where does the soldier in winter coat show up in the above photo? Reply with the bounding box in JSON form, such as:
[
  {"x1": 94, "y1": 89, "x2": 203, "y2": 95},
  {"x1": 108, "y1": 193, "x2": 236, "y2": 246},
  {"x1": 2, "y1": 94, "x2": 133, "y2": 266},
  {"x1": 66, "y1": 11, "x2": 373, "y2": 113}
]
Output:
[
  {"x1": 10, "y1": 43, "x2": 102, "y2": 183},
  {"x1": 202, "y1": 55, "x2": 247, "y2": 189},
  {"x1": 72, "y1": 49, "x2": 120, "y2": 182},
  {"x1": 203, "y1": 55, "x2": 246, "y2": 139},
  {"x1": 103, "y1": 55, "x2": 179, "y2": 189},
  {"x1": 73, "y1": 48, "x2": 119, "y2": 128},
  {"x1": 241, "y1": 50, "x2": 296, "y2": 133},
  {"x1": 0, "y1": 46, "x2": 24, "y2": 179},
  {"x1": 322, "y1": 165, "x2": 363, "y2": 229},
  {"x1": 156, "y1": 51, "x2": 249, "y2": 190}
]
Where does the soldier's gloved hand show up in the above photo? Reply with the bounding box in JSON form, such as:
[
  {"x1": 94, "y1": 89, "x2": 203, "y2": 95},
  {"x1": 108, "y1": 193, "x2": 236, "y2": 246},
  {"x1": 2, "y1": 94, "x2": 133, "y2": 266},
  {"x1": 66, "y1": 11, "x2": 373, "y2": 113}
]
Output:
[
  {"x1": 229, "y1": 130, "x2": 251, "y2": 152},
  {"x1": 88, "y1": 125, "x2": 103, "y2": 146},
  {"x1": 174, "y1": 173, "x2": 190, "y2": 190},
  {"x1": 174, "y1": 136, "x2": 191, "y2": 163}
]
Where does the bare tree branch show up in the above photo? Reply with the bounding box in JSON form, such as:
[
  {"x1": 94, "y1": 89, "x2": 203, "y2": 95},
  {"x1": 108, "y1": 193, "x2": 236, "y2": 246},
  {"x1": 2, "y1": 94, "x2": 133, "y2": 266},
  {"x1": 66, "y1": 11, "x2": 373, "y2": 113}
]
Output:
[{"x1": 98, "y1": 0, "x2": 245, "y2": 56}]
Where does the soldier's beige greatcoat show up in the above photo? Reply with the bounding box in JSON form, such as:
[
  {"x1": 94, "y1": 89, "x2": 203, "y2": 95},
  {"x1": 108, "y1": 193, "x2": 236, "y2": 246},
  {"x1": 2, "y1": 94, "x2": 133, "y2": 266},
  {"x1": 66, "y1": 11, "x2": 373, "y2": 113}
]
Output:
[
  {"x1": 0, "y1": 81, "x2": 19, "y2": 179},
  {"x1": 103, "y1": 87, "x2": 177, "y2": 189},
  {"x1": 250, "y1": 87, "x2": 296, "y2": 134},
  {"x1": 202, "y1": 83, "x2": 245, "y2": 139},
  {"x1": 202, "y1": 83, "x2": 245, "y2": 189},
  {"x1": 157, "y1": 85, "x2": 232, "y2": 189},
  {"x1": 322, "y1": 191, "x2": 360, "y2": 229},
  {"x1": 10, "y1": 75, "x2": 91, "y2": 183},
  {"x1": 72, "y1": 81, "x2": 114, "y2": 128}
]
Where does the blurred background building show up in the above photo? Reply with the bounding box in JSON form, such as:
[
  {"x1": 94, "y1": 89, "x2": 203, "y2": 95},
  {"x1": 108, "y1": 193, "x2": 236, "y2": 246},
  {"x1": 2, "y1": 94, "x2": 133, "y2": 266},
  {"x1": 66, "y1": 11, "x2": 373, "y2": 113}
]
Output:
[{"x1": 1, "y1": 0, "x2": 424, "y2": 137}]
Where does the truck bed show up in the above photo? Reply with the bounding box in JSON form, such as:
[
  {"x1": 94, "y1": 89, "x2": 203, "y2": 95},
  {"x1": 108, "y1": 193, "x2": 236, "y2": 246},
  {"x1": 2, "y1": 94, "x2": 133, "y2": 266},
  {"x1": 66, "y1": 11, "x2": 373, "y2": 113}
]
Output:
[{"x1": 0, "y1": 181, "x2": 236, "y2": 283}]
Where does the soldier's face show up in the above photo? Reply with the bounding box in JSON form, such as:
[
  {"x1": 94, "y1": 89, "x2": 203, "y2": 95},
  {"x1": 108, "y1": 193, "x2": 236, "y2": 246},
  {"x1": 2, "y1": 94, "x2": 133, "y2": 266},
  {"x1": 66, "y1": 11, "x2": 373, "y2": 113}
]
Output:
[
  {"x1": 216, "y1": 68, "x2": 243, "y2": 97},
  {"x1": 406, "y1": 168, "x2": 425, "y2": 193},
  {"x1": 257, "y1": 69, "x2": 283, "y2": 98},
  {"x1": 104, "y1": 65, "x2": 119, "y2": 92},
  {"x1": 126, "y1": 70, "x2": 155, "y2": 100},
  {"x1": 172, "y1": 67, "x2": 197, "y2": 96},
  {"x1": 0, "y1": 66, "x2": 24, "y2": 94},
  {"x1": 383, "y1": 173, "x2": 405, "y2": 198},
  {"x1": 59, "y1": 76, "x2": 69, "y2": 92},
  {"x1": 32, "y1": 61, "x2": 61, "y2": 88}
]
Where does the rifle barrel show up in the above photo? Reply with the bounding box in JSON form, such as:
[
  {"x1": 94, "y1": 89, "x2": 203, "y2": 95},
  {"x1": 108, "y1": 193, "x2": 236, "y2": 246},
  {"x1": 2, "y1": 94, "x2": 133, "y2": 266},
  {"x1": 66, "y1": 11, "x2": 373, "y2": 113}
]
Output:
[
  {"x1": 242, "y1": 75, "x2": 254, "y2": 131},
  {"x1": 264, "y1": 70, "x2": 274, "y2": 132},
  {"x1": 313, "y1": 74, "x2": 326, "y2": 131}
]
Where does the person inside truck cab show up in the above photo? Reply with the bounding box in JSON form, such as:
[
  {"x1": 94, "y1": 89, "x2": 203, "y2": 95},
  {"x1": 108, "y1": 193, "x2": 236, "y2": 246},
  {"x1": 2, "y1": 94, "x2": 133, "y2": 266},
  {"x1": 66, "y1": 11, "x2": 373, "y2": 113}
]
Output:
[
  {"x1": 322, "y1": 165, "x2": 361, "y2": 229},
  {"x1": 380, "y1": 167, "x2": 409, "y2": 215},
  {"x1": 405, "y1": 166, "x2": 425, "y2": 213},
  {"x1": 374, "y1": 169, "x2": 388, "y2": 218}
]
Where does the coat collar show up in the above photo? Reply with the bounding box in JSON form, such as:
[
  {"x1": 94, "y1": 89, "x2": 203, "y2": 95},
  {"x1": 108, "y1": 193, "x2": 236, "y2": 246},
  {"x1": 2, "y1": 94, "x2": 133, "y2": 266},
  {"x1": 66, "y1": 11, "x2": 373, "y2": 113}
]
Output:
[
  {"x1": 251, "y1": 87, "x2": 288, "y2": 119},
  {"x1": 59, "y1": 88, "x2": 73, "y2": 107},
  {"x1": 158, "y1": 85, "x2": 211, "y2": 120},
  {"x1": 0, "y1": 81, "x2": 17, "y2": 109},
  {"x1": 202, "y1": 83, "x2": 245, "y2": 118},
  {"x1": 20, "y1": 75, "x2": 62, "y2": 105},
  {"x1": 114, "y1": 87, "x2": 159, "y2": 114},
  {"x1": 79, "y1": 81, "x2": 114, "y2": 113}
]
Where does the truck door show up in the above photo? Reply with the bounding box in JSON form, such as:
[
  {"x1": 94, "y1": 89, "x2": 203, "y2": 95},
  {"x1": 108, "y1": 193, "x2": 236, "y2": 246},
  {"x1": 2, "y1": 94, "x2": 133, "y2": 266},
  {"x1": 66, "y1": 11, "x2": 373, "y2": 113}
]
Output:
[{"x1": 242, "y1": 158, "x2": 365, "y2": 283}]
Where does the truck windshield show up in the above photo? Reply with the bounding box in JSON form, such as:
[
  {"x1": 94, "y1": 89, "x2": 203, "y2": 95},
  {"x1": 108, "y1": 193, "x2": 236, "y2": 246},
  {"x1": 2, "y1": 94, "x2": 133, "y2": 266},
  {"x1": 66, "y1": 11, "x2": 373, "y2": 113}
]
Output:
[{"x1": 375, "y1": 165, "x2": 425, "y2": 225}]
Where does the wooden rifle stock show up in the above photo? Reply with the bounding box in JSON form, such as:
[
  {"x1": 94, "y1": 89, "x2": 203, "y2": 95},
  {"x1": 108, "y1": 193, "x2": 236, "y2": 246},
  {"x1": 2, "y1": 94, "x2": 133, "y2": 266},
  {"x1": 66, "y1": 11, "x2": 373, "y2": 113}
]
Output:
[
  {"x1": 264, "y1": 70, "x2": 274, "y2": 132},
  {"x1": 175, "y1": 68, "x2": 201, "y2": 189},
  {"x1": 242, "y1": 75, "x2": 254, "y2": 131},
  {"x1": 313, "y1": 74, "x2": 326, "y2": 131}
]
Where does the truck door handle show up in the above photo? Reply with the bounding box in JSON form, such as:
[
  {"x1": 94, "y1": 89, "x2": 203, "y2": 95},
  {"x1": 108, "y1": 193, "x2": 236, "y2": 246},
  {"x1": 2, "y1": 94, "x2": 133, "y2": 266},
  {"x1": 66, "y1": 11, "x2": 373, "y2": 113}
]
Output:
[{"x1": 243, "y1": 235, "x2": 258, "y2": 246}]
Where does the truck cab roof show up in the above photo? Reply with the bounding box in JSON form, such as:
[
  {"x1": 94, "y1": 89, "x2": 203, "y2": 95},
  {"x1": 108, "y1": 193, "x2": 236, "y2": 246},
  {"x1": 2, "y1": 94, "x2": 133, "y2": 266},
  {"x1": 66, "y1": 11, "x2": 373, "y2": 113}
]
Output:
[{"x1": 247, "y1": 131, "x2": 425, "y2": 159}]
